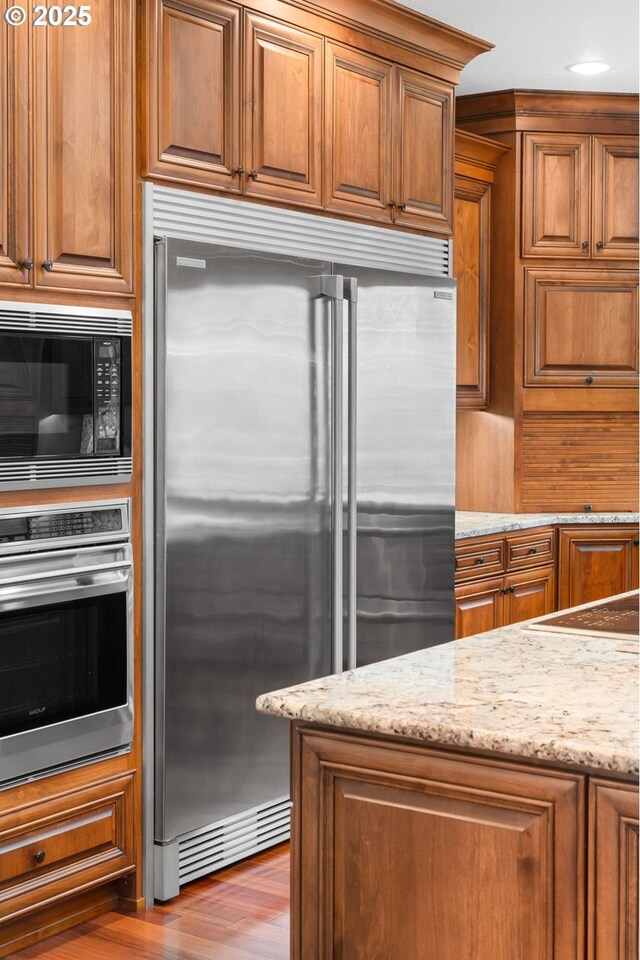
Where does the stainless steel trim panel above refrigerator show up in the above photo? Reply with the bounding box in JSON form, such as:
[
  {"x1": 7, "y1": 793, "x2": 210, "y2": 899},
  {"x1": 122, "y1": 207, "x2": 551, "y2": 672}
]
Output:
[{"x1": 148, "y1": 191, "x2": 455, "y2": 900}]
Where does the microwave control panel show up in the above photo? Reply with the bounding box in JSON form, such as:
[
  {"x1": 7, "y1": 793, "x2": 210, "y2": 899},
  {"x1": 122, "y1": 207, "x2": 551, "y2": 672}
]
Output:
[{"x1": 94, "y1": 339, "x2": 121, "y2": 456}]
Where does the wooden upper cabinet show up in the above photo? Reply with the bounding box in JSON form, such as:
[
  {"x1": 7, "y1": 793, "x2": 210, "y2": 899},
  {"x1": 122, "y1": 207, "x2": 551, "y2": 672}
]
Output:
[
  {"x1": 393, "y1": 69, "x2": 454, "y2": 235},
  {"x1": 522, "y1": 133, "x2": 591, "y2": 258},
  {"x1": 589, "y1": 780, "x2": 639, "y2": 960},
  {"x1": 325, "y1": 43, "x2": 392, "y2": 222},
  {"x1": 558, "y1": 525, "x2": 639, "y2": 609},
  {"x1": 0, "y1": 14, "x2": 29, "y2": 285},
  {"x1": 454, "y1": 131, "x2": 508, "y2": 409},
  {"x1": 524, "y1": 269, "x2": 639, "y2": 387},
  {"x1": 593, "y1": 135, "x2": 639, "y2": 259},
  {"x1": 32, "y1": 0, "x2": 134, "y2": 294},
  {"x1": 148, "y1": 0, "x2": 241, "y2": 191},
  {"x1": 244, "y1": 13, "x2": 323, "y2": 207}
]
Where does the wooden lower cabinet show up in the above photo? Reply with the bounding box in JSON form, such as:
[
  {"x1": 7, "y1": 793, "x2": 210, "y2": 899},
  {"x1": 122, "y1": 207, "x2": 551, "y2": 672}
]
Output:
[
  {"x1": 503, "y1": 565, "x2": 556, "y2": 625},
  {"x1": 0, "y1": 772, "x2": 135, "y2": 948},
  {"x1": 293, "y1": 726, "x2": 585, "y2": 960},
  {"x1": 558, "y1": 525, "x2": 639, "y2": 608},
  {"x1": 589, "y1": 779, "x2": 639, "y2": 960},
  {"x1": 455, "y1": 575, "x2": 503, "y2": 638}
]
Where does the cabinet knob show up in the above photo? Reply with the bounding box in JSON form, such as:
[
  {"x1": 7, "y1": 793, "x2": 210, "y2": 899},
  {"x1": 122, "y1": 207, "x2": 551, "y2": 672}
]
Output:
[
  {"x1": 585, "y1": 376, "x2": 594, "y2": 384},
  {"x1": 596, "y1": 241, "x2": 604, "y2": 249},
  {"x1": 235, "y1": 166, "x2": 245, "y2": 177},
  {"x1": 633, "y1": 539, "x2": 639, "y2": 546},
  {"x1": 475, "y1": 556, "x2": 485, "y2": 565},
  {"x1": 387, "y1": 201, "x2": 396, "y2": 210},
  {"x1": 509, "y1": 585, "x2": 516, "y2": 594},
  {"x1": 21, "y1": 257, "x2": 34, "y2": 271},
  {"x1": 34, "y1": 850, "x2": 46, "y2": 865},
  {"x1": 248, "y1": 170, "x2": 258, "y2": 181},
  {"x1": 581, "y1": 241, "x2": 589, "y2": 251},
  {"x1": 399, "y1": 203, "x2": 407, "y2": 212},
  {"x1": 42, "y1": 259, "x2": 54, "y2": 272},
  {"x1": 528, "y1": 547, "x2": 537, "y2": 555},
  {"x1": 584, "y1": 504, "x2": 593, "y2": 512}
]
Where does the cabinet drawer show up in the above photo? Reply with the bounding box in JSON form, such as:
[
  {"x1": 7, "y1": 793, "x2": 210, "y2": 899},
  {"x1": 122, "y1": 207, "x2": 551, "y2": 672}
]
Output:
[
  {"x1": 455, "y1": 537, "x2": 505, "y2": 582},
  {"x1": 0, "y1": 773, "x2": 135, "y2": 923},
  {"x1": 506, "y1": 528, "x2": 555, "y2": 572}
]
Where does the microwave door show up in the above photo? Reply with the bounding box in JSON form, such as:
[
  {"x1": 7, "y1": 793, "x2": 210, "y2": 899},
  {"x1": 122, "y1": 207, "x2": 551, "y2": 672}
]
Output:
[
  {"x1": 0, "y1": 337, "x2": 40, "y2": 458},
  {"x1": 37, "y1": 337, "x2": 94, "y2": 457}
]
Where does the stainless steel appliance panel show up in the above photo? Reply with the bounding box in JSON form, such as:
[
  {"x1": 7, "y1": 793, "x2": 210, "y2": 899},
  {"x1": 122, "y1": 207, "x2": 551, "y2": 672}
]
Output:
[
  {"x1": 334, "y1": 265, "x2": 456, "y2": 667},
  {"x1": 157, "y1": 239, "x2": 334, "y2": 841}
]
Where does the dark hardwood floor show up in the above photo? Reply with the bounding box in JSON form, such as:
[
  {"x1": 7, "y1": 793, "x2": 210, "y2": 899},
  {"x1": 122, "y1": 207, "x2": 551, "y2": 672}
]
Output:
[{"x1": 13, "y1": 845, "x2": 290, "y2": 960}]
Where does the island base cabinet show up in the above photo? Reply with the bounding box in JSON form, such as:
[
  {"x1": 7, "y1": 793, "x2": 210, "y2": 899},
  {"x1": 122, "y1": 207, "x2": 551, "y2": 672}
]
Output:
[
  {"x1": 292, "y1": 726, "x2": 585, "y2": 960},
  {"x1": 589, "y1": 780, "x2": 639, "y2": 960}
]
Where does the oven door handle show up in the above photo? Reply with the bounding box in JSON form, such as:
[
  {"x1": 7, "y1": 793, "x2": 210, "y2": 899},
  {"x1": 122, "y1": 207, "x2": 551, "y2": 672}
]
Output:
[{"x1": 0, "y1": 560, "x2": 132, "y2": 587}]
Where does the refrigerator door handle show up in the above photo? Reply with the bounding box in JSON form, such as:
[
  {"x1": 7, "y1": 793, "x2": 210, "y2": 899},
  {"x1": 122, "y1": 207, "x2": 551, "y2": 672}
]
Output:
[
  {"x1": 343, "y1": 278, "x2": 358, "y2": 671},
  {"x1": 320, "y1": 274, "x2": 345, "y2": 673},
  {"x1": 153, "y1": 237, "x2": 169, "y2": 836}
]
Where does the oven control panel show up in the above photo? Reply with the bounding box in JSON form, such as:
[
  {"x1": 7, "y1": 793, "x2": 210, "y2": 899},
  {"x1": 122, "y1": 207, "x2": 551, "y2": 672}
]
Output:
[{"x1": 0, "y1": 503, "x2": 128, "y2": 549}]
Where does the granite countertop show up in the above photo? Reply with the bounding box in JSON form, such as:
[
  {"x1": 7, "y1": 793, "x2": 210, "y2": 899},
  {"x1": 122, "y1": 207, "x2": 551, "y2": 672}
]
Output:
[
  {"x1": 455, "y1": 511, "x2": 639, "y2": 539},
  {"x1": 257, "y1": 618, "x2": 639, "y2": 776}
]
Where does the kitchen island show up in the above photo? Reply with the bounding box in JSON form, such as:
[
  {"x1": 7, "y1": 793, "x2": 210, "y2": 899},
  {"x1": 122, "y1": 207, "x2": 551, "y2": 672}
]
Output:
[{"x1": 257, "y1": 601, "x2": 639, "y2": 960}]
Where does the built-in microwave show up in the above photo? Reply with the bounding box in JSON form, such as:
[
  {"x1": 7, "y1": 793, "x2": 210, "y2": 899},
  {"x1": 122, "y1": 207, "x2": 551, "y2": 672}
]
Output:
[{"x1": 0, "y1": 301, "x2": 132, "y2": 489}]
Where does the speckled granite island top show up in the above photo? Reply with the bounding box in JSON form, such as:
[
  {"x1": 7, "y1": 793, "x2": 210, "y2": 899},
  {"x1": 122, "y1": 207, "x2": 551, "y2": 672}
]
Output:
[
  {"x1": 455, "y1": 510, "x2": 639, "y2": 539},
  {"x1": 257, "y1": 620, "x2": 639, "y2": 776}
]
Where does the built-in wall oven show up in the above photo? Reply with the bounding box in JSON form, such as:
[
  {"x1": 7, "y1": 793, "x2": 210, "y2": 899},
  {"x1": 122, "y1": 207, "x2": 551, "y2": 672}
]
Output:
[
  {"x1": 0, "y1": 301, "x2": 132, "y2": 489},
  {"x1": 0, "y1": 500, "x2": 133, "y2": 786}
]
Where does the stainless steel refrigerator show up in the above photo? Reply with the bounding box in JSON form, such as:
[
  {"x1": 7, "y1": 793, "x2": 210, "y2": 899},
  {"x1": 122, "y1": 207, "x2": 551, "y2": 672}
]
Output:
[{"x1": 153, "y1": 228, "x2": 455, "y2": 900}]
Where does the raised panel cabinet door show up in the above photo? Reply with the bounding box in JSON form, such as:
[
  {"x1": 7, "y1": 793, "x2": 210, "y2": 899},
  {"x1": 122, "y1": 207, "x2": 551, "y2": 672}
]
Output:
[
  {"x1": 593, "y1": 135, "x2": 639, "y2": 260},
  {"x1": 454, "y1": 177, "x2": 490, "y2": 407},
  {"x1": 32, "y1": 0, "x2": 134, "y2": 294},
  {"x1": 522, "y1": 133, "x2": 591, "y2": 258},
  {"x1": 294, "y1": 727, "x2": 585, "y2": 960},
  {"x1": 502, "y1": 565, "x2": 556, "y2": 627},
  {"x1": 524, "y1": 269, "x2": 639, "y2": 387},
  {"x1": 558, "y1": 526, "x2": 638, "y2": 609},
  {"x1": 146, "y1": 0, "x2": 241, "y2": 191},
  {"x1": 0, "y1": 5, "x2": 29, "y2": 285},
  {"x1": 588, "y1": 780, "x2": 639, "y2": 960},
  {"x1": 393, "y1": 68, "x2": 454, "y2": 235},
  {"x1": 244, "y1": 14, "x2": 323, "y2": 208},
  {"x1": 325, "y1": 43, "x2": 392, "y2": 222},
  {"x1": 455, "y1": 576, "x2": 503, "y2": 639}
]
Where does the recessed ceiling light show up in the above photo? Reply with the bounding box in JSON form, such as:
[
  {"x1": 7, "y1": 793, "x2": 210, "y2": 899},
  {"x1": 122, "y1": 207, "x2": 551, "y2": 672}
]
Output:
[{"x1": 567, "y1": 61, "x2": 611, "y2": 75}]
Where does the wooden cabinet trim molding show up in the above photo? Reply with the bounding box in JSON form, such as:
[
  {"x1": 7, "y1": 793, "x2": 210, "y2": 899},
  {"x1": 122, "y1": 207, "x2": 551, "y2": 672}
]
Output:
[{"x1": 456, "y1": 90, "x2": 639, "y2": 136}]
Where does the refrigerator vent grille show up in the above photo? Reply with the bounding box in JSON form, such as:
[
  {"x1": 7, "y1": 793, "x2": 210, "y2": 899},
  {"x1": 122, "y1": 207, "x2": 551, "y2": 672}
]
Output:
[
  {"x1": 0, "y1": 301, "x2": 133, "y2": 337},
  {"x1": 152, "y1": 186, "x2": 451, "y2": 278},
  {"x1": 0, "y1": 458, "x2": 133, "y2": 489},
  {"x1": 177, "y1": 798, "x2": 292, "y2": 886}
]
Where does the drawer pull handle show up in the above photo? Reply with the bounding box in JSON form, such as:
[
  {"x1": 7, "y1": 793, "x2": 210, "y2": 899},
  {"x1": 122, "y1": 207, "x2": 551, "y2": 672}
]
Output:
[
  {"x1": 475, "y1": 557, "x2": 485, "y2": 565},
  {"x1": 528, "y1": 547, "x2": 537, "y2": 554},
  {"x1": 584, "y1": 504, "x2": 593, "y2": 512},
  {"x1": 34, "y1": 850, "x2": 46, "y2": 865},
  {"x1": 585, "y1": 376, "x2": 594, "y2": 384}
]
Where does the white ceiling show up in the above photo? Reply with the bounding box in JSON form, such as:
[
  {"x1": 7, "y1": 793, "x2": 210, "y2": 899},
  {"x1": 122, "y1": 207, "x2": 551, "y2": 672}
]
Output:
[{"x1": 401, "y1": 0, "x2": 639, "y2": 95}]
